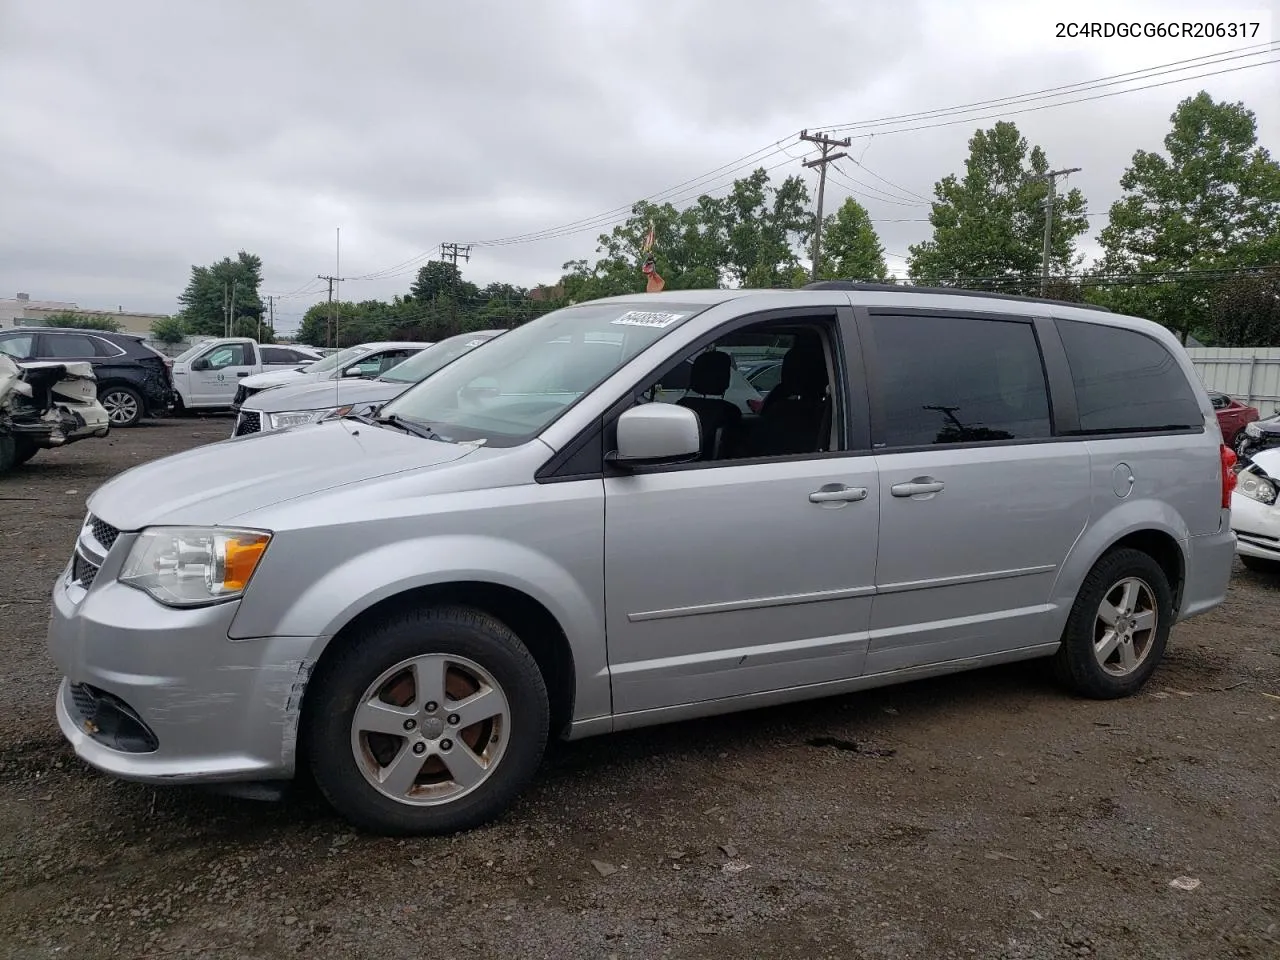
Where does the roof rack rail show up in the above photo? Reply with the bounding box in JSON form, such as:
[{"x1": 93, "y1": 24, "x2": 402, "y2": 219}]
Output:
[{"x1": 802, "y1": 280, "x2": 1112, "y2": 313}]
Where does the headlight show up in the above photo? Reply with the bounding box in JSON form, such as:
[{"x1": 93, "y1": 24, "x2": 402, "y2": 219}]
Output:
[
  {"x1": 1236, "y1": 474, "x2": 1277, "y2": 505},
  {"x1": 267, "y1": 406, "x2": 351, "y2": 430},
  {"x1": 119, "y1": 527, "x2": 272, "y2": 607},
  {"x1": 1245, "y1": 421, "x2": 1263, "y2": 438}
]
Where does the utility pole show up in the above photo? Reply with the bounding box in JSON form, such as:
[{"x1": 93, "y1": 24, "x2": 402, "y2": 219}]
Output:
[
  {"x1": 317, "y1": 274, "x2": 347, "y2": 347},
  {"x1": 438, "y1": 244, "x2": 471, "y2": 333},
  {"x1": 228, "y1": 281, "x2": 238, "y2": 338},
  {"x1": 1031, "y1": 167, "x2": 1081, "y2": 296},
  {"x1": 222, "y1": 282, "x2": 229, "y2": 338},
  {"x1": 800, "y1": 130, "x2": 851, "y2": 281},
  {"x1": 267, "y1": 295, "x2": 275, "y2": 339}
]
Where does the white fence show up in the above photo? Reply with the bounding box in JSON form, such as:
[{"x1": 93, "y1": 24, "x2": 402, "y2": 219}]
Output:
[{"x1": 1185, "y1": 348, "x2": 1280, "y2": 417}]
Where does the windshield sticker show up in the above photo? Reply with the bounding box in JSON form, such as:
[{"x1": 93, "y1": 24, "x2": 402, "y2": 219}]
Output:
[{"x1": 611, "y1": 310, "x2": 685, "y2": 329}]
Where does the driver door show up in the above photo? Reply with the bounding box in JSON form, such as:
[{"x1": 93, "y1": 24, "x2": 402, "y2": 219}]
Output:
[{"x1": 192, "y1": 342, "x2": 258, "y2": 406}]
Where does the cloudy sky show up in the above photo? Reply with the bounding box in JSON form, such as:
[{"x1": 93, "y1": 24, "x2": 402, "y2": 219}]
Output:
[{"x1": 1, "y1": 0, "x2": 1276, "y2": 332}]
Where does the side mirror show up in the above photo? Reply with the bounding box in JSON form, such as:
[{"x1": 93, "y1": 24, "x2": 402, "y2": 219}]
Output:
[
  {"x1": 191, "y1": 358, "x2": 209, "y2": 371},
  {"x1": 612, "y1": 404, "x2": 700, "y2": 467},
  {"x1": 343, "y1": 366, "x2": 364, "y2": 377}
]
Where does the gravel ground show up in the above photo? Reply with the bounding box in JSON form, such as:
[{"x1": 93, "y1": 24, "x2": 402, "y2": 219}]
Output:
[{"x1": 1, "y1": 419, "x2": 1278, "y2": 960}]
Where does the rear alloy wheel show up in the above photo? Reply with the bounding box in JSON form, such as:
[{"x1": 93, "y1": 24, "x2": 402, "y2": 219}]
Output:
[
  {"x1": 1053, "y1": 548, "x2": 1173, "y2": 699},
  {"x1": 99, "y1": 385, "x2": 144, "y2": 427},
  {"x1": 306, "y1": 606, "x2": 549, "y2": 835}
]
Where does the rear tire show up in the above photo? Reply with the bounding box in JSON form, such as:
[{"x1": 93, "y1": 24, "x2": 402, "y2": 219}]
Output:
[
  {"x1": 305, "y1": 605, "x2": 549, "y2": 836},
  {"x1": 98, "y1": 384, "x2": 144, "y2": 427},
  {"x1": 13, "y1": 437, "x2": 37, "y2": 465},
  {"x1": 1240, "y1": 555, "x2": 1280, "y2": 575},
  {"x1": 0, "y1": 434, "x2": 15, "y2": 474},
  {"x1": 1053, "y1": 548, "x2": 1173, "y2": 700}
]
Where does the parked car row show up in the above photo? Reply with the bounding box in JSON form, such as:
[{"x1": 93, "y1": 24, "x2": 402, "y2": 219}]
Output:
[{"x1": 49, "y1": 284, "x2": 1238, "y2": 838}]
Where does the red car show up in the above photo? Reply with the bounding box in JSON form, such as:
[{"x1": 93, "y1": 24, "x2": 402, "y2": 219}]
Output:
[{"x1": 1210, "y1": 391, "x2": 1260, "y2": 446}]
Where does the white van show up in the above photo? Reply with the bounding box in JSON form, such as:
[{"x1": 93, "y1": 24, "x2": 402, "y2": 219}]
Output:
[{"x1": 169, "y1": 338, "x2": 323, "y2": 412}]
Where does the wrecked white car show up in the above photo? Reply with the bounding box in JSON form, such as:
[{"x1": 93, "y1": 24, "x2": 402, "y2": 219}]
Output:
[{"x1": 0, "y1": 353, "x2": 110, "y2": 473}]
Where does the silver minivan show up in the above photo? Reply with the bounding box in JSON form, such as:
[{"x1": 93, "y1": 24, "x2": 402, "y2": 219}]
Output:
[{"x1": 48, "y1": 284, "x2": 1238, "y2": 835}]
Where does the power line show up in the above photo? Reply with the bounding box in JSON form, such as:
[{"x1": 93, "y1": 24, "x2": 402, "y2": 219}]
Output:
[
  {"x1": 821, "y1": 55, "x2": 1280, "y2": 139},
  {"x1": 817, "y1": 43, "x2": 1277, "y2": 133}
]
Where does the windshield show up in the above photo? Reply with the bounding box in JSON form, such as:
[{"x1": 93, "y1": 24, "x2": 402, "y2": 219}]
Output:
[
  {"x1": 380, "y1": 332, "x2": 501, "y2": 384},
  {"x1": 174, "y1": 341, "x2": 214, "y2": 363},
  {"x1": 379, "y1": 302, "x2": 706, "y2": 446},
  {"x1": 306, "y1": 345, "x2": 366, "y2": 374}
]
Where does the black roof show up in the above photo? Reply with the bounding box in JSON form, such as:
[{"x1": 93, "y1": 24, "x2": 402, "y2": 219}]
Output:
[
  {"x1": 801, "y1": 280, "x2": 1112, "y2": 313},
  {"x1": 10, "y1": 326, "x2": 148, "y2": 338}
]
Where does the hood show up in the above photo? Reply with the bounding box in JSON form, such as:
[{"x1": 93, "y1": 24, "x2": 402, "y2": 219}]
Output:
[
  {"x1": 88, "y1": 420, "x2": 477, "y2": 529},
  {"x1": 241, "y1": 368, "x2": 323, "y2": 389},
  {"x1": 243, "y1": 377, "x2": 406, "y2": 414},
  {"x1": 1245, "y1": 446, "x2": 1280, "y2": 474}
]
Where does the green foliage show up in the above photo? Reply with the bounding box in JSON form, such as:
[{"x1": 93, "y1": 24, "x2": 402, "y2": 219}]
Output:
[
  {"x1": 1206, "y1": 273, "x2": 1280, "y2": 346},
  {"x1": 1094, "y1": 92, "x2": 1280, "y2": 343},
  {"x1": 907, "y1": 121, "x2": 1087, "y2": 294},
  {"x1": 40, "y1": 311, "x2": 123, "y2": 332},
  {"x1": 177, "y1": 251, "x2": 265, "y2": 337},
  {"x1": 817, "y1": 198, "x2": 889, "y2": 281},
  {"x1": 149, "y1": 315, "x2": 186, "y2": 343},
  {"x1": 560, "y1": 167, "x2": 828, "y2": 296}
]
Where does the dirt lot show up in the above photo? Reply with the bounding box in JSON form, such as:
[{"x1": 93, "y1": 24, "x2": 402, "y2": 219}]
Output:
[{"x1": 1, "y1": 419, "x2": 1277, "y2": 960}]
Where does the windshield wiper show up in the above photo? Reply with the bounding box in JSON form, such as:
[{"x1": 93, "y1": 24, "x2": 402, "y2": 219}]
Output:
[{"x1": 375, "y1": 413, "x2": 452, "y2": 442}]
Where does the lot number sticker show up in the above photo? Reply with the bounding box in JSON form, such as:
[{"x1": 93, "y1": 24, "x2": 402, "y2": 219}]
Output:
[{"x1": 611, "y1": 310, "x2": 685, "y2": 329}]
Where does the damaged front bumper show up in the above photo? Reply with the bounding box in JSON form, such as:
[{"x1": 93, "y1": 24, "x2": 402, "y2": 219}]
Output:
[{"x1": 48, "y1": 522, "x2": 319, "y2": 785}]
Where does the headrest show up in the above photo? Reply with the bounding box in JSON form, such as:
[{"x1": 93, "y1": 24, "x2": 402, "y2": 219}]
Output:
[
  {"x1": 779, "y1": 343, "x2": 827, "y2": 396},
  {"x1": 688, "y1": 350, "x2": 732, "y2": 396}
]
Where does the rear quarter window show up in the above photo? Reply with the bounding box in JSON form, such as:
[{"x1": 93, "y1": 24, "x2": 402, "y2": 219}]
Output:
[{"x1": 1057, "y1": 320, "x2": 1202, "y2": 434}]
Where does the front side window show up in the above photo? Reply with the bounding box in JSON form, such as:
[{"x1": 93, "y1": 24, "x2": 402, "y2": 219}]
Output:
[
  {"x1": 306, "y1": 345, "x2": 365, "y2": 374},
  {"x1": 634, "y1": 317, "x2": 842, "y2": 462},
  {"x1": 1058, "y1": 319, "x2": 1202, "y2": 434},
  {"x1": 0, "y1": 333, "x2": 34, "y2": 359},
  {"x1": 868, "y1": 314, "x2": 1052, "y2": 448},
  {"x1": 380, "y1": 302, "x2": 708, "y2": 446},
  {"x1": 204, "y1": 343, "x2": 252, "y2": 369}
]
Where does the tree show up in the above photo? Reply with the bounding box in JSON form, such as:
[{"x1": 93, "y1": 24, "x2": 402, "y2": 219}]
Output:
[
  {"x1": 907, "y1": 121, "x2": 1088, "y2": 294},
  {"x1": 38, "y1": 311, "x2": 122, "y2": 332},
  {"x1": 816, "y1": 198, "x2": 888, "y2": 281},
  {"x1": 1094, "y1": 92, "x2": 1280, "y2": 343},
  {"x1": 176, "y1": 251, "x2": 265, "y2": 337},
  {"x1": 149, "y1": 315, "x2": 186, "y2": 343},
  {"x1": 1206, "y1": 272, "x2": 1280, "y2": 347}
]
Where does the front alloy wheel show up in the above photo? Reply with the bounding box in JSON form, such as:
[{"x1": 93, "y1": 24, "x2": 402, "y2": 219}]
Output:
[
  {"x1": 306, "y1": 605, "x2": 549, "y2": 835},
  {"x1": 350, "y1": 653, "x2": 510, "y2": 805}
]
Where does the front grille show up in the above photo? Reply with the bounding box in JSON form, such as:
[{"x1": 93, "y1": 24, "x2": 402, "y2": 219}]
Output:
[
  {"x1": 234, "y1": 410, "x2": 262, "y2": 436},
  {"x1": 88, "y1": 515, "x2": 119, "y2": 551},
  {"x1": 66, "y1": 682, "x2": 159, "y2": 753},
  {"x1": 71, "y1": 551, "x2": 100, "y2": 588}
]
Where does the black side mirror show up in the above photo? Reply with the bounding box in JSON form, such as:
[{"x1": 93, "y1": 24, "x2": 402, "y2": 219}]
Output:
[{"x1": 191, "y1": 358, "x2": 209, "y2": 371}]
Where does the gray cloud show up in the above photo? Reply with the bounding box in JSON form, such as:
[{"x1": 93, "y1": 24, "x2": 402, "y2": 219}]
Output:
[{"x1": 1, "y1": 0, "x2": 1276, "y2": 329}]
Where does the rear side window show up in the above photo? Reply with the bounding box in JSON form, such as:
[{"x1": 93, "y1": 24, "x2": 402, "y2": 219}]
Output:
[
  {"x1": 1057, "y1": 320, "x2": 1202, "y2": 434},
  {"x1": 42, "y1": 334, "x2": 98, "y2": 358},
  {"x1": 868, "y1": 314, "x2": 1052, "y2": 447}
]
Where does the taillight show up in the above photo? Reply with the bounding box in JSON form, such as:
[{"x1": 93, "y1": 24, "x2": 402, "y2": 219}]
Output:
[
  {"x1": 1221, "y1": 444, "x2": 1238, "y2": 507},
  {"x1": 747, "y1": 398, "x2": 763, "y2": 413}
]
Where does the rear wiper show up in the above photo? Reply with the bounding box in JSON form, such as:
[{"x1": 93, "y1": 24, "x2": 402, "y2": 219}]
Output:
[{"x1": 375, "y1": 413, "x2": 451, "y2": 442}]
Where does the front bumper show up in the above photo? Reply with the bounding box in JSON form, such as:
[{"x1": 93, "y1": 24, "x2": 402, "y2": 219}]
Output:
[
  {"x1": 1231, "y1": 492, "x2": 1280, "y2": 561},
  {"x1": 48, "y1": 525, "x2": 316, "y2": 784}
]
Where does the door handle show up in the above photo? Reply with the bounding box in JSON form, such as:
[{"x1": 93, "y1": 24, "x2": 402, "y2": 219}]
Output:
[
  {"x1": 809, "y1": 485, "x2": 868, "y2": 504},
  {"x1": 236, "y1": 372, "x2": 249, "y2": 377},
  {"x1": 891, "y1": 478, "x2": 945, "y2": 498}
]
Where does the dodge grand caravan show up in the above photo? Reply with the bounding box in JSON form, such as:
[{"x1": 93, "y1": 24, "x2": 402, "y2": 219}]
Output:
[{"x1": 49, "y1": 284, "x2": 1237, "y2": 835}]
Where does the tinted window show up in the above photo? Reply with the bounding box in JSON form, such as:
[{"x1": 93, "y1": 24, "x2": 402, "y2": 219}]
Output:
[
  {"x1": 261, "y1": 346, "x2": 295, "y2": 364},
  {"x1": 869, "y1": 314, "x2": 1051, "y2": 447},
  {"x1": 90, "y1": 337, "x2": 124, "y2": 357},
  {"x1": 42, "y1": 334, "x2": 98, "y2": 358},
  {"x1": 0, "y1": 333, "x2": 34, "y2": 359},
  {"x1": 1057, "y1": 320, "x2": 1202, "y2": 434}
]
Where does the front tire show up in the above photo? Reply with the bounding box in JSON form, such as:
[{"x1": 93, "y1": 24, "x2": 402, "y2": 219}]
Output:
[
  {"x1": 99, "y1": 384, "x2": 144, "y2": 427},
  {"x1": 1053, "y1": 548, "x2": 1173, "y2": 699},
  {"x1": 305, "y1": 606, "x2": 549, "y2": 836}
]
